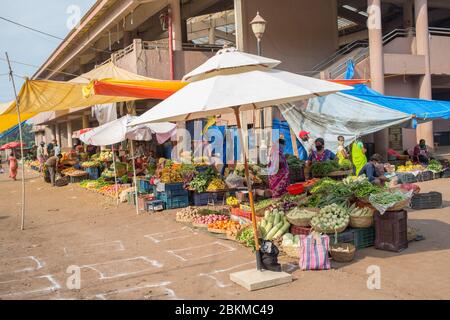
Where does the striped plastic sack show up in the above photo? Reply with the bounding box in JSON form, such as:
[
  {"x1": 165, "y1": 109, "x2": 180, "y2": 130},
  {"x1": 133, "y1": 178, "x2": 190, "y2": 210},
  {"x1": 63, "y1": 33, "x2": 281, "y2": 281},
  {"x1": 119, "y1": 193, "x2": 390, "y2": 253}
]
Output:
[{"x1": 299, "y1": 234, "x2": 331, "y2": 270}]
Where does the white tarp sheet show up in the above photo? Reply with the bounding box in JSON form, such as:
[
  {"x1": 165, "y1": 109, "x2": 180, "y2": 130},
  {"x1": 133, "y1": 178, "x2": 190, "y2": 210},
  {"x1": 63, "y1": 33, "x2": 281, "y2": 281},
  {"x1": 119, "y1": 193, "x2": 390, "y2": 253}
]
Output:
[
  {"x1": 278, "y1": 92, "x2": 413, "y2": 153},
  {"x1": 80, "y1": 115, "x2": 176, "y2": 146}
]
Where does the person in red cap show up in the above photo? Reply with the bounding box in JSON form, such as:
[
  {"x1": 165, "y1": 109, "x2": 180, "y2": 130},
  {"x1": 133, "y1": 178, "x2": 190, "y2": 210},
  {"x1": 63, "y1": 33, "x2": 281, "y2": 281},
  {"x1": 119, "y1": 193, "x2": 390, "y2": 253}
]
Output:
[{"x1": 298, "y1": 130, "x2": 314, "y2": 157}]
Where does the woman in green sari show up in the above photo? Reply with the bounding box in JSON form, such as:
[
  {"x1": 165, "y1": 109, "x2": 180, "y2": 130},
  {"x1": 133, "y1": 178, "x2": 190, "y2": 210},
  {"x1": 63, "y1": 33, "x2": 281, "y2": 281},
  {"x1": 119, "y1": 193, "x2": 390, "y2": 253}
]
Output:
[{"x1": 351, "y1": 140, "x2": 367, "y2": 176}]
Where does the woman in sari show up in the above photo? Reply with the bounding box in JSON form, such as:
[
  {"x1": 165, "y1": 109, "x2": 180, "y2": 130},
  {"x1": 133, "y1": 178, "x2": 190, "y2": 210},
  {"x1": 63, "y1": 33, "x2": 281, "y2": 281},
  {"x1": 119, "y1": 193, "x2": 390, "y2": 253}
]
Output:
[
  {"x1": 8, "y1": 152, "x2": 18, "y2": 181},
  {"x1": 351, "y1": 140, "x2": 367, "y2": 176},
  {"x1": 268, "y1": 138, "x2": 290, "y2": 198}
]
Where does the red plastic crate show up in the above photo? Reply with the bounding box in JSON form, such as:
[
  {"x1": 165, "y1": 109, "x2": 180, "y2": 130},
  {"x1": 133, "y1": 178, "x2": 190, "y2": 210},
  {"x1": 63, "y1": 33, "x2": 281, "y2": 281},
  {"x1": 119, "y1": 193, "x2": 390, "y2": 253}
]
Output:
[{"x1": 290, "y1": 225, "x2": 311, "y2": 235}]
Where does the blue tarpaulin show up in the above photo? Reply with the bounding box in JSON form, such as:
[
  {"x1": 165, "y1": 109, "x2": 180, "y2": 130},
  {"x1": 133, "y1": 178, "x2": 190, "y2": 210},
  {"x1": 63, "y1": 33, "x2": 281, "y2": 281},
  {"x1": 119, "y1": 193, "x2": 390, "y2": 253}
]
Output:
[
  {"x1": 344, "y1": 60, "x2": 355, "y2": 80},
  {"x1": 344, "y1": 84, "x2": 450, "y2": 120},
  {"x1": 0, "y1": 122, "x2": 24, "y2": 139}
]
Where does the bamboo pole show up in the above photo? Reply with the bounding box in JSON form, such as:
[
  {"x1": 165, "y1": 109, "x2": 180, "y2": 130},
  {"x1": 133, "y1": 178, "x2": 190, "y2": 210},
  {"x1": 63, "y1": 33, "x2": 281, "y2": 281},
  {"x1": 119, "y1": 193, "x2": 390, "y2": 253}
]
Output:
[
  {"x1": 111, "y1": 144, "x2": 119, "y2": 205},
  {"x1": 5, "y1": 52, "x2": 26, "y2": 231},
  {"x1": 233, "y1": 107, "x2": 262, "y2": 270},
  {"x1": 130, "y1": 140, "x2": 139, "y2": 215}
]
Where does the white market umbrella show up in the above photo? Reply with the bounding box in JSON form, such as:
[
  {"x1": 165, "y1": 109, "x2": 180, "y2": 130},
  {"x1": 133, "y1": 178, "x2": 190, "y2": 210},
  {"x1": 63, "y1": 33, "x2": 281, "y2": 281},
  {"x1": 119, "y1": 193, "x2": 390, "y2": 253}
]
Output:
[
  {"x1": 80, "y1": 115, "x2": 176, "y2": 212},
  {"x1": 129, "y1": 48, "x2": 352, "y2": 269}
]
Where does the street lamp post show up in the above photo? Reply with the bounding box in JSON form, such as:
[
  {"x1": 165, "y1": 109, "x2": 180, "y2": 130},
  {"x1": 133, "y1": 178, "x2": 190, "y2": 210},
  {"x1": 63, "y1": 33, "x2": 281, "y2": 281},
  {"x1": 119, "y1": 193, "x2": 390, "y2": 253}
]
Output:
[{"x1": 250, "y1": 11, "x2": 267, "y2": 56}]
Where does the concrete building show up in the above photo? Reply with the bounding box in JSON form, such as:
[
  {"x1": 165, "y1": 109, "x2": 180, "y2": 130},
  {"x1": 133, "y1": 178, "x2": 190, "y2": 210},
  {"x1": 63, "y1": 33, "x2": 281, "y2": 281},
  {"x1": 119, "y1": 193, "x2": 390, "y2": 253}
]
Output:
[{"x1": 32, "y1": 0, "x2": 450, "y2": 156}]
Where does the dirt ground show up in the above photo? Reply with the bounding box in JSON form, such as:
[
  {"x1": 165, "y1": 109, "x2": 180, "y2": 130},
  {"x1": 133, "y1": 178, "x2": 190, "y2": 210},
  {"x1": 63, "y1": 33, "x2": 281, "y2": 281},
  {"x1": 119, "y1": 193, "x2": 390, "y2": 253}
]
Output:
[{"x1": 0, "y1": 166, "x2": 449, "y2": 300}]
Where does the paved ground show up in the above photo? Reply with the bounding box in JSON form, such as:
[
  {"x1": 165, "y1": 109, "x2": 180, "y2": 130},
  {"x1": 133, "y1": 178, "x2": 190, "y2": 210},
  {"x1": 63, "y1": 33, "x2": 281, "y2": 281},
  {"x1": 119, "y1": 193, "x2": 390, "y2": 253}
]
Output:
[{"x1": 0, "y1": 165, "x2": 449, "y2": 300}]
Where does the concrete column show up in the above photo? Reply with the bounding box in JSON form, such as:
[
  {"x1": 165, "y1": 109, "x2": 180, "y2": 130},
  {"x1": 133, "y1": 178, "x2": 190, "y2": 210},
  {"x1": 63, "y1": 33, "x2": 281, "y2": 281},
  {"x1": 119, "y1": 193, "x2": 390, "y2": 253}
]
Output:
[
  {"x1": 133, "y1": 39, "x2": 144, "y2": 75},
  {"x1": 403, "y1": 0, "x2": 414, "y2": 29},
  {"x1": 368, "y1": 0, "x2": 388, "y2": 158},
  {"x1": 234, "y1": 0, "x2": 245, "y2": 51},
  {"x1": 50, "y1": 124, "x2": 56, "y2": 142},
  {"x1": 208, "y1": 19, "x2": 216, "y2": 45},
  {"x1": 169, "y1": 0, "x2": 182, "y2": 51},
  {"x1": 66, "y1": 121, "x2": 73, "y2": 148},
  {"x1": 55, "y1": 123, "x2": 60, "y2": 145},
  {"x1": 415, "y1": 0, "x2": 434, "y2": 148},
  {"x1": 82, "y1": 114, "x2": 90, "y2": 129}
]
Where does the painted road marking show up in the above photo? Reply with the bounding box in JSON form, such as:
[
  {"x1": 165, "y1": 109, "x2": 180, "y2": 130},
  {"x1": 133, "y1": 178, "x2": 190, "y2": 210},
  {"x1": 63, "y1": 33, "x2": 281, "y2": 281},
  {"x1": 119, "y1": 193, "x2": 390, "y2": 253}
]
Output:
[
  {"x1": 198, "y1": 261, "x2": 254, "y2": 288},
  {"x1": 0, "y1": 275, "x2": 61, "y2": 299},
  {"x1": 167, "y1": 241, "x2": 236, "y2": 262},
  {"x1": 144, "y1": 227, "x2": 198, "y2": 244},
  {"x1": 80, "y1": 256, "x2": 163, "y2": 280},
  {"x1": 63, "y1": 240, "x2": 125, "y2": 256}
]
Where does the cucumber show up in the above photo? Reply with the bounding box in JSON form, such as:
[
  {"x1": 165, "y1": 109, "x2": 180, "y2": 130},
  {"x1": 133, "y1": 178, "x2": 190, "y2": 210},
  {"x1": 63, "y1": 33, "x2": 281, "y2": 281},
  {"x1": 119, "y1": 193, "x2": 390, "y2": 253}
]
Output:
[
  {"x1": 273, "y1": 221, "x2": 291, "y2": 239},
  {"x1": 274, "y1": 213, "x2": 281, "y2": 225},
  {"x1": 266, "y1": 221, "x2": 284, "y2": 240}
]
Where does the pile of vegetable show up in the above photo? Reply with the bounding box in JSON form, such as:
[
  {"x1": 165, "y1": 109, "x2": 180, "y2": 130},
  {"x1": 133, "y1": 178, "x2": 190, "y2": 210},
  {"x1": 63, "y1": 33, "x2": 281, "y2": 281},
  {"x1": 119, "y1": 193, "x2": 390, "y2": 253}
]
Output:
[
  {"x1": 348, "y1": 203, "x2": 373, "y2": 217},
  {"x1": 257, "y1": 209, "x2": 291, "y2": 240},
  {"x1": 188, "y1": 167, "x2": 217, "y2": 193},
  {"x1": 193, "y1": 214, "x2": 229, "y2": 226},
  {"x1": 236, "y1": 227, "x2": 256, "y2": 250},
  {"x1": 160, "y1": 165, "x2": 183, "y2": 183},
  {"x1": 286, "y1": 207, "x2": 317, "y2": 221},
  {"x1": 98, "y1": 184, "x2": 131, "y2": 198},
  {"x1": 79, "y1": 178, "x2": 111, "y2": 190},
  {"x1": 369, "y1": 190, "x2": 407, "y2": 206},
  {"x1": 310, "y1": 204, "x2": 350, "y2": 233},
  {"x1": 427, "y1": 159, "x2": 443, "y2": 173},
  {"x1": 176, "y1": 207, "x2": 200, "y2": 223},
  {"x1": 226, "y1": 223, "x2": 247, "y2": 240},
  {"x1": 286, "y1": 154, "x2": 304, "y2": 170},
  {"x1": 98, "y1": 150, "x2": 113, "y2": 162},
  {"x1": 65, "y1": 169, "x2": 88, "y2": 177},
  {"x1": 81, "y1": 161, "x2": 100, "y2": 168},
  {"x1": 226, "y1": 196, "x2": 239, "y2": 207},
  {"x1": 353, "y1": 180, "x2": 383, "y2": 199},
  {"x1": 310, "y1": 178, "x2": 338, "y2": 194},
  {"x1": 208, "y1": 220, "x2": 240, "y2": 231},
  {"x1": 311, "y1": 160, "x2": 341, "y2": 177},
  {"x1": 282, "y1": 233, "x2": 300, "y2": 247},
  {"x1": 339, "y1": 159, "x2": 353, "y2": 170},
  {"x1": 207, "y1": 178, "x2": 226, "y2": 191}
]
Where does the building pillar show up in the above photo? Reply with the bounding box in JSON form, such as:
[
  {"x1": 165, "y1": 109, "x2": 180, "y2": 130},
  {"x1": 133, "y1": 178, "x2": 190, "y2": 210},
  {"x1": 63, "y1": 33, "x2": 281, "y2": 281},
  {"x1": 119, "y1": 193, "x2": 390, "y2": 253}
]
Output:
[
  {"x1": 415, "y1": 0, "x2": 434, "y2": 148},
  {"x1": 234, "y1": 0, "x2": 245, "y2": 51},
  {"x1": 82, "y1": 114, "x2": 90, "y2": 129},
  {"x1": 50, "y1": 124, "x2": 56, "y2": 142},
  {"x1": 133, "y1": 38, "x2": 144, "y2": 75},
  {"x1": 123, "y1": 31, "x2": 133, "y2": 47},
  {"x1": 169, "y1": 0, "x2": 182, "y2": 51},
  {"x1": 368, "y1": 0, "x2": 388, "y2": 159},
  {"x1": 66, "y1": 121, "x2": 73, "y2": 148},
  {"x1": 403, "y1": 0, "x2": 414, "y2": 29},
  {"x1": 54, "y1": 123, "x2": 60, "y2": 145},
  {"x1": 209, "y1": 19, "x2": 216, "y2": 45}
]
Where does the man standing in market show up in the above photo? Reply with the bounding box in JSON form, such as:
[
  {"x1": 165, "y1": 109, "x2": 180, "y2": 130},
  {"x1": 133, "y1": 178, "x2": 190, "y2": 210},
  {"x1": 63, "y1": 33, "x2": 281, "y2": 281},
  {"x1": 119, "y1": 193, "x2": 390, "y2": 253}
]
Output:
[
  {"x1": 53, "y1": 139, "x2": 61, "y2": 158},
  {"x1": 45, "y1": 154, "x2": 62, "y2": 187},
  {"x1": 37, "y1": 142, "x2": 46, "y2": 173}
]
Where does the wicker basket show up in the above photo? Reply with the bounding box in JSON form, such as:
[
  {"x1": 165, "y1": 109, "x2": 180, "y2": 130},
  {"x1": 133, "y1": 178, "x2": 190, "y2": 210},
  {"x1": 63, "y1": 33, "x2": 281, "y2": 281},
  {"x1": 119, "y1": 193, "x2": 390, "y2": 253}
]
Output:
[
  {"x1": 312, "y1": 222, "x2": 348, "y2": 234},
  {"x1": 349, "y1": 215, "x2": 374, "y2": 228},
  {"x1": 330, "y1": 243, "x2": 356, "y2": 262},
  {"x1": 286, "y1": 208, "x2": 319, "y2": 227},
  {"x1": 282, "y1": 244, "x2": 300, "y2": 259},
  {"x1": 388, "y1": 198, "x2": 411, "y2": 211}
]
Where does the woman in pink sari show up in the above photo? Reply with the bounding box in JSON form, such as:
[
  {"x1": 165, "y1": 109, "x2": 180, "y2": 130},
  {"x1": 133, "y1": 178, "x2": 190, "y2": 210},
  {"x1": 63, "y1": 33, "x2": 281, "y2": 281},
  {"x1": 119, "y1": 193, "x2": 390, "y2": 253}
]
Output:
[
  {"x1": 8, "y1": 152, "x2": 18, "y2": 181},
  {"x1": 268, "y1": 138, "x2": 290, "y2": 198}
]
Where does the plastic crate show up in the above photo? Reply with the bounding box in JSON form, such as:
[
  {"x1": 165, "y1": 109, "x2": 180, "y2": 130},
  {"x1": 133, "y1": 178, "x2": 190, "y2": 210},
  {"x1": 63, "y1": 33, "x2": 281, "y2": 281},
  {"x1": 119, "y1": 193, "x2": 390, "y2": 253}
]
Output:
[
  {"x1": 396, "y1": 172, "x2": 417, "y2": 184},
  {"x1": 418, "y1": 170, "x2": 433, "y2": 182},
  {"x1": 374, "y1": 210, "x2": 408, "y2": 252},
  {"x1": 146, "y1": 200, "x2": 165, "y2": 212},
  {"x1": 290, "y1": 225, "x2": 311, "y2": 236},
  {"x1": 84, "y1": 167, "x2": 99, "y2": 180},
  {"x1": 328, "y1": 227, "x2": 375, "y2": 250},
  {"x1": 442, "y1": 170, "x2": 450, "y2": 178},
  {"x1": 289, "y1": 167, "x2": 305, "y2": 184},
  {"x1": 411, "y1": 192, "x2": 442, "y2": 210},
  {"x1": 137, "y1": 179, "x2": 152, "y2": 194},
  {"x1": 138, "y1": 194, "x2": 155, "y2": 211},
  {"x1": 157, "y1": 192, "x2": 189, "y2": 210},
  {"x1": 163, "y1": 182, "x2": 184, "y2": 192},
  {"x1": 190, "y1": 192, "x2": 217, "y2": 206}
]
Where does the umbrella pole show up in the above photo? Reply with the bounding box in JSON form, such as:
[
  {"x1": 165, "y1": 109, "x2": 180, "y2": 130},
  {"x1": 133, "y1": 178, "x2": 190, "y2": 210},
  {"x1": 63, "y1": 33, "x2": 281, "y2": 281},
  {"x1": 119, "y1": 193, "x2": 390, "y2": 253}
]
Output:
[
  {"x1": 130, "y1": 140, "x2": 139, "y2": 215},
  {"x1": 233, "y1": 108, "x2": 262, "y2": 271},
  {"x1": 5, "y1": 52, "x2": 26, "y2": 231},
  {"x1": 112, "y1": 144, "x2": 119, "y2": 205}
]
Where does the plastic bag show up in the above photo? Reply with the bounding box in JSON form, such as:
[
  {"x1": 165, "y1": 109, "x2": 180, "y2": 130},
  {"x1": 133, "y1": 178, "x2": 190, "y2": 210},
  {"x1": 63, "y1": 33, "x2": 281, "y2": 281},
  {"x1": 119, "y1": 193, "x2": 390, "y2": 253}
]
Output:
[
  {"x1": 225, "y1": 173, "x2": 245, "y2": 189},
  {"x1": 369, "y1": 190, "x2": 413, "y2": 215},
  {"x1": 299, "y1": 234, "x2": 330, "y2": 270}
]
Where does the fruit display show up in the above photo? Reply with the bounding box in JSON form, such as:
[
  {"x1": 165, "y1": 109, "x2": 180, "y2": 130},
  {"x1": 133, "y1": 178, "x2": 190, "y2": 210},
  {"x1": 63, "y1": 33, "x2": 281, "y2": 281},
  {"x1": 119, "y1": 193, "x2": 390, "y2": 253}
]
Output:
[
  {"x1": 188, "y1": 167, "x2": 217, "y2": 193},
  {"x1": 396, "y1": 161, "x2": 425, "y2": 172},
  {"x1": 208, "y1": 220, "x2": 240, "y2": 232},
  {"x1": 81, "y1": 161, "x2": 100, "y2": 168},
  {"x1": 226, "y1": 196, "x2": 239, "y2": 207},
  {"x1": 176, "y1": 207, "x2": 200, "y2": 223},
  {"x1": 61, "y1": 167, "x2": 78, "y2": 175},
  {"x1": 193, "y1": 214, "x2": 229, "y2": 226},
  {"x1": 258, "y1": 209, "x2": 290, "y2": 240},
  {"x1": 65, "y1": 169, "x2": 88, "y2": 177},
  {"x1": 160, "y1": 166, "x2": 183, "y2": 183},
  {"x1": 311, "y1": 204, "x2": 350, "y2": 233},
  {"x1": 97, "y1": 184, "x2": 131, "y2": 198},
  {"x1": 207, "y1": 178, "x2": 226, "y2": 191}
]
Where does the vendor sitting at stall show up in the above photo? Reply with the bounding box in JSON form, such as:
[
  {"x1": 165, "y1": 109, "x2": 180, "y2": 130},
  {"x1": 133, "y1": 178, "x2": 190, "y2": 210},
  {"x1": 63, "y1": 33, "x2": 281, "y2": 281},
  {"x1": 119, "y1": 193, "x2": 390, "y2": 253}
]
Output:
[
  {"x1": 413, "y1": 139, "x2": 432, "y2": 164},
  {"x1": 306, "y1": 138, "x2": 336, "y2": 166},
  {"x1": 359, "y1": 154, "x2": 388, "y2": 186},
  {"x1": 268, "y1": 138, "x2": 290, "y2": 198}
]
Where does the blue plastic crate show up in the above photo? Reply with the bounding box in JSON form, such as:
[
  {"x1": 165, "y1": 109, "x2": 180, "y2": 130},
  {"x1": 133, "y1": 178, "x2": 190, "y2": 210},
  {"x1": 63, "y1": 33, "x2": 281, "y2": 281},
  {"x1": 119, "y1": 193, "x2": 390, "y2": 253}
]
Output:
[
  {"x1": 166, "y1": 196, "x2": 189, "y2": 209},
  {"x1": 137, "y1": 179, "x2": 152, "y2": 194},
  {"x1": 84, "y1": 167, "x2": 99, "y2": 180},
  {"x1": 190, "y1": 192, "x2": 218, "y2": 206},
  {"x1": 164, "y1": 182, "x2": 184, "y2": 192}
]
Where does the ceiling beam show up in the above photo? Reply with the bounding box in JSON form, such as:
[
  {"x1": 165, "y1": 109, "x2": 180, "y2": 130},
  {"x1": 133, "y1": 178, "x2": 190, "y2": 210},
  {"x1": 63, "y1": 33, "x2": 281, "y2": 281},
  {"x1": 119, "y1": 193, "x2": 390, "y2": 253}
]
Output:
[{"x1": 338, "y1": 6, "x2": 368, "y2": 25}]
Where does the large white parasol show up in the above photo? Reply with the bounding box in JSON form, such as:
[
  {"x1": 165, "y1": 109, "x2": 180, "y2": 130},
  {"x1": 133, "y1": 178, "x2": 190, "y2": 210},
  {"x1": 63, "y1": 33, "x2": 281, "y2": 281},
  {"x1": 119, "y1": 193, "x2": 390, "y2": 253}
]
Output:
[{"x1": 129, "y1": 48, "x2": 352, "y2": 269}]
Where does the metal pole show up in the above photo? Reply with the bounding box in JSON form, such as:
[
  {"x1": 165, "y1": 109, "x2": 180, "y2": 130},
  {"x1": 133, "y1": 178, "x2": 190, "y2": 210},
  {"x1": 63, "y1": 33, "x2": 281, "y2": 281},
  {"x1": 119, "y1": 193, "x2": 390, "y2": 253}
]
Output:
[
  {"x1": 111, "y1": 144, "x2": 119, "y2": 205},
  {"x1": 257, "y1": 39, "x2": 261, "y2": 56},
  {"x1": 233, "y1": 107, "x2": 262, "y2": 271},
  {"x1": 130, "y1": 140, "x2": 139, "y2": 215},
  {"x1": 5, "y1": 52, "x2": 26, "y2": 231}
]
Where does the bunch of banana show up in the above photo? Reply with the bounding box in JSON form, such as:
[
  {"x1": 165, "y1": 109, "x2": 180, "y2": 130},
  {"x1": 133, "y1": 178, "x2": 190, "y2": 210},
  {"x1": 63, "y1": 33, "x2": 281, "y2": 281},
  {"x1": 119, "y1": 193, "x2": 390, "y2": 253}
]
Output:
[
  {"x1": 348, "y1": 203, "x2": 373, "y2": 217},
  {"x1": 207, "y1": 178, "x2": 226, "y2": 191},
  {"x1": 226, "y1": 196, "x2": 239, "y2": 207}
]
